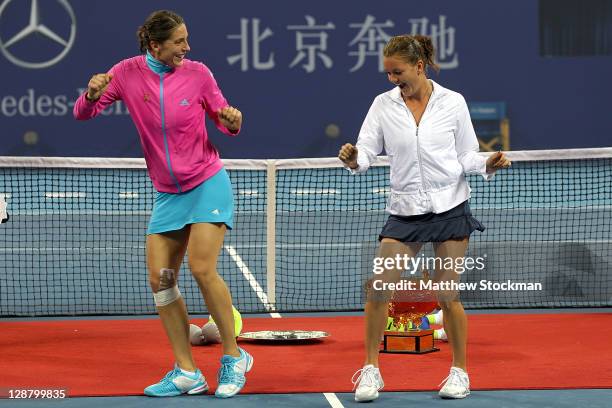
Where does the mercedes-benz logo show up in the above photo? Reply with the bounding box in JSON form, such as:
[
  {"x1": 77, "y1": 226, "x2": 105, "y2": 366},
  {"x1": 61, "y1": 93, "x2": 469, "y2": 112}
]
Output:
[{"x1": 0, "y1": 0, "x2": 76, "y2": 69}]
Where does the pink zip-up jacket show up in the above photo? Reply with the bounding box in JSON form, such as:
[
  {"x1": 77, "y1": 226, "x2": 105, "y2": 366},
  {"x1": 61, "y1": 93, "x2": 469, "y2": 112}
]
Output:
[{"x1": 74, "y1": 56, "x2": 238, "y2": 193}]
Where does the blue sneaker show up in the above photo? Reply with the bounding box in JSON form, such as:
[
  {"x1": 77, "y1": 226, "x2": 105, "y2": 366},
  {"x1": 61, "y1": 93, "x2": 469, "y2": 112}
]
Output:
[
  {"x1": 215, "y1": 348, "x2": 253, "y2": 398},
  {"x1": 144, "y1": 365, "x2": 209, "y2": 397}
]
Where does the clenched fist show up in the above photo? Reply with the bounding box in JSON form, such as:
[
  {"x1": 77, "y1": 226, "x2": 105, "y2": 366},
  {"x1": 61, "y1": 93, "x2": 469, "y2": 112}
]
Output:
[
  {"x1": 486, "y1": 151, "x2": 511, "y2": 173},
  {"x1": 338, "y1": 143, "x2": 358, "y2": 169},
  {"x1": 86, "y1": 73, "x2": 113, "y2": 102},
  {"x1": 218, "y1": 106, "x2": 242, "y2": 133}
]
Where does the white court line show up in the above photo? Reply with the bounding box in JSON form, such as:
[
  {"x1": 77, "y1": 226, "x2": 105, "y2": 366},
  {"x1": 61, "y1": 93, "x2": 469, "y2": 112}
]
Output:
[
  {"x1": 9, "y1": 206, "x2": 612, "y2": 216},
  {"x1": 3, "y1": 239, "x2": 612, "y2": 253},
  {"x1": 238, "y1": 189, "x2": 260, "y2": 196},
  {"x1": 11, "y1": 211, "x2": 152, "y2": 216},
  {"x1": 324, "y1": 393, "x2": 345, "y2": 408},
  {"x1": 118, "y1": 192, "x2": 139, "y2": 199},
  {"x1": 225, "y1": 244, "x2": 281, "y2": 318},
  {"x1": 291, "y1": 188, "x2": 340, "y2": 195},
  {"x1": 472, "y1": 205, "x2": 612, "y2": 211},
  {"x1": 44, "y1": 192, "x2": 86, "y2": 198},
  {"x1": 0, "y1": 247, "x2": 145, "y2": 253},
  {"x1": 223, "y1": 239, "x2": 612, "y2": 250},
  {"x1": 229, "y1": 243, "x2": 369, "y2": 249}
]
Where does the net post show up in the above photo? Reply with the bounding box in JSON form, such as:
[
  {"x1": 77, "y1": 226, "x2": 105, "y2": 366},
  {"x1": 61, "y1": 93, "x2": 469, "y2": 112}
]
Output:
[{"x1": 266, "y1": 160, "x2": 277, "y2": 310}]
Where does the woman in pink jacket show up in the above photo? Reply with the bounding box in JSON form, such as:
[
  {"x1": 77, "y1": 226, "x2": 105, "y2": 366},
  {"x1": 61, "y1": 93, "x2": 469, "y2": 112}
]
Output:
[{"x1": 74, "y1": 10, "x2": 252, "y2": 398}]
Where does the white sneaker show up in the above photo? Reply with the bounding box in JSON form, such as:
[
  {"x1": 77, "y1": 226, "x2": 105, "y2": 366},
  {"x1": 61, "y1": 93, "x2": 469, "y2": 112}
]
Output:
[
  {"x1": 438, "y1": 367, "x2": 470, "y2": 399},
  {"x1": 352, "y1": 364, "x2": 384, "y2": 402},
  {"x1": 215, "y1": 347, "x2": 253, "y2": 398},
  {"x1": 144, "y1": 365, "x2": 209, "y2": 397}
]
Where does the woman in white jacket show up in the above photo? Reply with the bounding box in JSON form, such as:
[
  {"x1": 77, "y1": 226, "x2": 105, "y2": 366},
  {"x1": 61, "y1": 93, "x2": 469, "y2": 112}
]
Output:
[{"x1": 339, "y1": 34, "x2": 510, "y2": 402}]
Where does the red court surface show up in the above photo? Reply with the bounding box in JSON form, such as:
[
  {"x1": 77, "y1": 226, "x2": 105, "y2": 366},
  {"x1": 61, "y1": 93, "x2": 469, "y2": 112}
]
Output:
[{"x1": 2, "y1": 313, "x2": 611, "y2": 396}]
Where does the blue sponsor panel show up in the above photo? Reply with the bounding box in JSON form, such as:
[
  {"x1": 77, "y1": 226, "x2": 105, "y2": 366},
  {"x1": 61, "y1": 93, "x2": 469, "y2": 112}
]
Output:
[{"x1": 0, "y1": 0, "x2": 610, "y2": 158}]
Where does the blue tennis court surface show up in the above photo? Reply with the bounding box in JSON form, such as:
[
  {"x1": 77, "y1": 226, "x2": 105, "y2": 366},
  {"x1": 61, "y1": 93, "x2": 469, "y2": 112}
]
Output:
[{"x1": 2, "y1": 389, "x2": 612, "y2": 408}]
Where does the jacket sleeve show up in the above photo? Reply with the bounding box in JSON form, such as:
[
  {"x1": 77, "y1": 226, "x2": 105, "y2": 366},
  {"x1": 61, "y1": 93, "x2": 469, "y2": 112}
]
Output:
[
  {"x1": 73, "y1": 62, "x2": 123, "y2": 120},
  {"x1": 454, "y1": 95, "x2": 493, "y2": 180},
  {"x1": 200, "y1": 65, "x2": 238, "y2": 136},
  {"x1": 349, "y1": 96, "x2": 384, "y2": 174}
]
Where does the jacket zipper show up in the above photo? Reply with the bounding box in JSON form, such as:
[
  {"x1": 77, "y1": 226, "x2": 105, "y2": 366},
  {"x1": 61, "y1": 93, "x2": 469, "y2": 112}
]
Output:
[
  {"x1": 403, "y1": 104, "x2": 427, "y2": 190},
  {"x1": 411, "y1": 92, "x2": 433, "y2": 192},
  {"x1": 415, "y1": 126, "x2": 427, "y2": 190},
  {"x1": 159, "y1": 74, "x2": 182, "y2": 193}
]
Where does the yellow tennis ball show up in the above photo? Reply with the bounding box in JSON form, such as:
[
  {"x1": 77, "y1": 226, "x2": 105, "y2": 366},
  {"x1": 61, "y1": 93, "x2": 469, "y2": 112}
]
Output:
[
  {"x1": 386, "y1": 317, "x2": 411, "y2": 331},
  {"x1": 386, "y1": 317, "x2": 399, "y2": 331},
  {"x1": 209, "y1": 305, "x2": 243, "y2": 336}
]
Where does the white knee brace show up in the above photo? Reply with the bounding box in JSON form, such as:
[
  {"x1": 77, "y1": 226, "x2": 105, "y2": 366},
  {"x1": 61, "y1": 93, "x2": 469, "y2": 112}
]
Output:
[
  {"x1": 153, "y1": 286, "x2": 182, "y2": 307},
  {"x1": 153, "y1": 268, "x2": 182, "y2": 307}
]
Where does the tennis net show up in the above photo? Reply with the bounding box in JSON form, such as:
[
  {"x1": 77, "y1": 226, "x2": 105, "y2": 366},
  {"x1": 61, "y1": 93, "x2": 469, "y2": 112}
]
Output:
[{"x1": 1, "y1": 148, "x2": 611, "y2": 316}]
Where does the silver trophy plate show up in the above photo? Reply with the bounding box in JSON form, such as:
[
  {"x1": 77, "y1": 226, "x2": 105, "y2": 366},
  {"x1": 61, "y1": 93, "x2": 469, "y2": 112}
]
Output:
[{"x1": 239, "y1": 330, "x2": 330, "y2": 341}]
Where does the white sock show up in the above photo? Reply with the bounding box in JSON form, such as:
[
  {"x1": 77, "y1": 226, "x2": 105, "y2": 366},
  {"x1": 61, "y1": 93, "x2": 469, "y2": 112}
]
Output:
[
  {"x1": 180, "y1": 367, "x2": 197, "y2": 376},
  {"x1": 451, "y1": 366, "x2": 467, "y2": 375}
]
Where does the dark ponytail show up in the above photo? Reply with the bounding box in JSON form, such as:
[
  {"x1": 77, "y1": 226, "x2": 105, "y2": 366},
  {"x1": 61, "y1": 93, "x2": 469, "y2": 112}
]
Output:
[
  {"x1": 383, "y1": 34, "x2": 440, "y2": 74},
  {"x1": 136, "y1": 10, "x2": 185, "y2": 53}
]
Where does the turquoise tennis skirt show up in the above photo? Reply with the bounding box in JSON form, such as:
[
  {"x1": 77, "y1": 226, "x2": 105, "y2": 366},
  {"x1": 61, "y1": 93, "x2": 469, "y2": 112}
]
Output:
[{"x1": 147, "y1": 168, "x2": 234, "y2": 235}]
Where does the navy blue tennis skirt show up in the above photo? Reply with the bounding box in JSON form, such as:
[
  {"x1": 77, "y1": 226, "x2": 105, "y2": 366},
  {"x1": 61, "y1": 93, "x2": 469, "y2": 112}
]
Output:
[{"x1": 379, "y1": 200, "x2": 484, "y2": 243}]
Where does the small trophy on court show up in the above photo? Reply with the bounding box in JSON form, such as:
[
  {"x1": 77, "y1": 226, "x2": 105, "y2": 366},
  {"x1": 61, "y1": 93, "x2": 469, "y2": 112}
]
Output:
[{"x1": 381, "y1": 277, "x2": 440, "y2": 354}]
